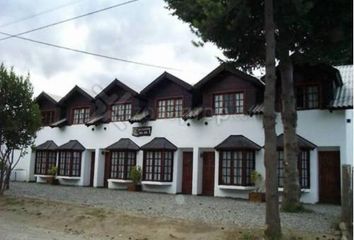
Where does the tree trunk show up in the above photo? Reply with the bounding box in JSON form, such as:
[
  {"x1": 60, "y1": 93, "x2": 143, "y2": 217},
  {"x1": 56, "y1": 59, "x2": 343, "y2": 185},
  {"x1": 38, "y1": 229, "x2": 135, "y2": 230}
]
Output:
[
  {"x1": 279, "y1": 48, "x2": 301, "y2": 211},
  {"x1": 264, "y1": 0, "x2": 281, "y2": 238}
]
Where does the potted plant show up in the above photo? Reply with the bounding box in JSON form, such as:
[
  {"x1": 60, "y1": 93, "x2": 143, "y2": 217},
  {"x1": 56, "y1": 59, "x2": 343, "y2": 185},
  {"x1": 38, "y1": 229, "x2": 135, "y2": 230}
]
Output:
[
  {"x1": 127, "y1": 166, "x2": 142, "y2": 192},
  {"x1": 47, "y1": 166, "x2": 58, "y2": 185},
  {"x1": 249, "y1": 170, "x2": 266, "y2": 202}
]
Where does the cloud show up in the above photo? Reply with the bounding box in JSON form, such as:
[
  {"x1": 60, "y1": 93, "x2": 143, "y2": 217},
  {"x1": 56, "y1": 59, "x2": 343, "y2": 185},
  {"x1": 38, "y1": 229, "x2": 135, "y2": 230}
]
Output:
[{"x1": 0, "y1": 0, "x2": 223, "y2": 97}]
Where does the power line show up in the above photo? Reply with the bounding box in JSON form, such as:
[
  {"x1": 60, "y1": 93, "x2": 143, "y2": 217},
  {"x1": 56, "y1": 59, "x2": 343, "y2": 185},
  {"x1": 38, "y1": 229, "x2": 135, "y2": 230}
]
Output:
[
  {"x1": 0, "y1": 0, "x2": 138, "y2": 41},
  {"x1": 0, "y1": 0, "x2": 84, "y2": 28},
  {"x1": 0, "y1": 31, "x2": 181, "y2": 71}
]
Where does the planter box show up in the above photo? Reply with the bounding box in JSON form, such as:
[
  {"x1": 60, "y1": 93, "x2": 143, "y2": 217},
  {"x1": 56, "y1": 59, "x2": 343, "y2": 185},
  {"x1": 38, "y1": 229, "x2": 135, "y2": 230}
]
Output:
[
  {"x1": 127, "y1": 184, "x2": 142, "y2": 192},
  {"x1": 46, "y1": 177, "x2": 54, "y2": 185},
  {"x1": 249, "y1": 192, "x2": 266, "y2": 202}
]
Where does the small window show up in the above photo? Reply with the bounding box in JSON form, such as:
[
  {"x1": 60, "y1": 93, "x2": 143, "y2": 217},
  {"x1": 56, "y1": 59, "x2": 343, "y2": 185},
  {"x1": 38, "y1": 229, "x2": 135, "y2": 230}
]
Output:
[
  {"x1": 72, "y1": 108, "x2": 90, "y2": 124},
  {"x1": 34, "y1": 151, "x2": 57, "y2": 175},
  {"x1": 296, "y1": 85, "x2": 319, "y2": 109},
  {"x1": 214, "y1": 92, "x2": 244, "y2": 115},
  {"x1": 277, "y1": 150, "x2": 310, "y2": 189},
  {"x1": 41, "y1": 111, "x2": 55, "y2": 126},
  {"x1": 143, "y1": 151, "x2": 173, "y2": 182},
  {"x1": 111, "y1": 103, "x2": 132, "y2": 121},
  {"x1": 219, "y1": 150, "x2": 255, "y2": 186},
  {"x1": 110, "y1": 151, "x2": 136, "y2": 179},
  {"x1": 157, "y1": 98, "x2": 183, "y2": 118},
  {"x1": 58, "y1": 151, "x2": 82, "y2": 177}
]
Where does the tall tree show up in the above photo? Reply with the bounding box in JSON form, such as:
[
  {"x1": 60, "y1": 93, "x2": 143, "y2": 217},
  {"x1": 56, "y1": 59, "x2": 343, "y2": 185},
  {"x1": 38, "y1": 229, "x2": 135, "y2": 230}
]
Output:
[
  {"x1": 165, "y1": 0, "x2": 352, "y2": 211},
  {"x1": 0, "y1": 63, "x2": 41, "y2": 195},
  {"x1": 263, "y1": 0, "x2": 281, "y2": 237}
]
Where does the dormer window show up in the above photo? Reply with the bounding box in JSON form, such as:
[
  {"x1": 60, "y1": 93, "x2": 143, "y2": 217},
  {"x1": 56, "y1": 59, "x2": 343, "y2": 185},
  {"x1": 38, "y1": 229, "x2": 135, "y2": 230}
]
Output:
[
  {"x1": 111, "y1": 103, "x2": 132, "y2": 121},
  {"x1": 157, "y1": 98, "x2": 183, "y2": 118},
  {"x1": 41, "y1": 111, "x2": 55, "y2": 126},
  {"x1": 72, "y1": 108, "x2": 90, "y2": 124},
  {"x1": 296, "y1": 85, "x2": 319, "y2": 109},
  {"x1": 214, "y1": 92, "x2": 244, "y2": 115}
]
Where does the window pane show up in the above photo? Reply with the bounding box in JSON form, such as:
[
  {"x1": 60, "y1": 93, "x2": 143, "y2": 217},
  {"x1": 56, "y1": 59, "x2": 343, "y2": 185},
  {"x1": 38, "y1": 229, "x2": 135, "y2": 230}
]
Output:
[
  {"x1": 143, "y1": 151, "x2": 173, "y2": 182},
  {"x1": 73, "y1": 108, "x2": 90, "y2": 124},
  {"x1": 277, "y1": 151, "x2": 284, "y2": 187}
]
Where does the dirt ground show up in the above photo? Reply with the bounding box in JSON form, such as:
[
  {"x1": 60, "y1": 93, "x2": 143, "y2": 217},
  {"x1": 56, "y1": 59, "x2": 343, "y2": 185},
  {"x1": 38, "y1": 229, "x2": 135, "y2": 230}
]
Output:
[{"x1": 0, "y1": 196, "x2": 339, "y2": 240}]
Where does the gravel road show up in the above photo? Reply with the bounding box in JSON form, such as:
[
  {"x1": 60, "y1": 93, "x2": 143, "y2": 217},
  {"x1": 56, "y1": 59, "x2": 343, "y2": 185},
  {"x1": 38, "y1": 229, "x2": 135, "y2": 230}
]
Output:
[{"x1": 6, "y1": 182, "x2": 340, "y2": 234}]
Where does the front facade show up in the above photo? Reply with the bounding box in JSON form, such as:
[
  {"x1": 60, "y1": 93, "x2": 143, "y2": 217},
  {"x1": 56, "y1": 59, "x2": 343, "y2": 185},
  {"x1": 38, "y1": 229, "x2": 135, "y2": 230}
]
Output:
[{"x1": 15, "y1": 64, "x2": 353, "y2": 204}]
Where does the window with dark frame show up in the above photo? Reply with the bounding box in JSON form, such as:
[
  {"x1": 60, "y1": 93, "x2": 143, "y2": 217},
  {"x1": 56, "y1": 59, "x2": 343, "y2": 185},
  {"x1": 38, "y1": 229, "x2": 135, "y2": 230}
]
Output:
[
  {"x1": 110, "y1": 151, "x2": 136, "y2": 179},
  {"x1": 34, "y1": 151, "x2": 57, "y2": 175},
  {"x1": 214, "y1": 92, "x2": 244, "y2": 115},
  {"x1": 296, "y1": 85, "x2": 319, "y2": 109},
  {"x1": 111, "y1": 103, "x2": 132, "y2": 121},
  {"x1": 157, "y1": 98, "x2": 183, "y2": 118},
  {"x1": 58, "y1": 151, "x2": 82, "y2": 177},
  {"x1": 72, "y1": 108, "x2": 90, "y2": 124},
  {"x1": 219, "y1": 150, "x2": 255, "y2": 186},
  {"x1": 143, "y1": 150, "x2": 173, "y2": 182},
  {"x1": 277, "y1": 150, "x2": 310, "y2": 189},
  {"x1": 41, "y1": 111, "x2": 55, "y2": 126}
]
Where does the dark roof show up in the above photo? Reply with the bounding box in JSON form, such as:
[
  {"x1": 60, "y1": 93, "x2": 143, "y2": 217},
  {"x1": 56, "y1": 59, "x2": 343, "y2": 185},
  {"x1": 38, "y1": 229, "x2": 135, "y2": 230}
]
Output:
[
  {"x1": 106, "y1": 138, "x2": 140, "y2": 151},
  {"x1": 58, "y1": 140, "x2": 85, "y2": 151},
  {"x1": 194, "y1": 63, "x2": 264, "y2": 89},
  {"x1": 129, "y1": 109, "x2": 150, "y2": 123},
  {"x1": 50, "y1": 118, "x2": 67, "y2": 128},
  {"x1": 140, "y1": 72, "x2": 192, "y2": 95},
  {"x1": 215, "y1": 135, "x2": 261, "y2": 150},
  {"x1": 248, "y1": 103, "x2": 264, "y2": 116},
  {"x1": 330, "y1": 65, "x2": 353, "y2": 109},
  {"x1": 141, "y1": 137, "x2": 177, "y2": 151},
  {"x1": 95, "y1": 78, "x2": 139, "y2": 100},
  {"x1": 182, "y1": 107, "x2": 204, "y2": 121},
  {"x1": 35, "y1": 91, "x2": 59, "y2": 105},
  {"x1": 58, "y1": 85, "x2": 94, "y2": 105},
  {"x1": 85, "y1": 115, "x2": 105, "y2": 126},
  {"x1": 35, "y1": 140, "x2": 58, "y2": 150},
  {"x1": 276, "y1": 134, "x2": 317, "y2": 150}
]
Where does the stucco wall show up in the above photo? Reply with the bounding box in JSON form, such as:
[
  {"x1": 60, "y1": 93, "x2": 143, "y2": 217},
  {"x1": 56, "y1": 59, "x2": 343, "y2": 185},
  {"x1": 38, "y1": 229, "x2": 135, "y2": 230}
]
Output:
[{"x1": 13, "y1": 109, "x2": 350, "y2": 204}]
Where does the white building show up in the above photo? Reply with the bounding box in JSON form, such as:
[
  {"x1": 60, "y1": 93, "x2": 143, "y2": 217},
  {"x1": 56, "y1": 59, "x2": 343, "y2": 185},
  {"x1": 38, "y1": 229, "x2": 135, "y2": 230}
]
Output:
[{"x1": 14, "y1": 64, "x2": 353, "y2": 204}]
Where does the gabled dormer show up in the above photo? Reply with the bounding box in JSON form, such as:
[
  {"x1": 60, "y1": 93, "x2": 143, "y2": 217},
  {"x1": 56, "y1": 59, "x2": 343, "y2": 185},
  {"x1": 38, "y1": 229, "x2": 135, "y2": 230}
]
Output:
[
  {"x1": 139, "y1": 72, "x2": 193, "y2": 120},
  {"x1": 194, "y1": 64, "x2": 264, "y2": 117},
  {"x1": 56, "y1": 86, "x2": 95, "y2": 126},
  {"x1": 35, "y1": 92, "x2": 61, "y2": 126},
  {"x1": 275, "y1": 64, "x2": 343, "y2": 110},
  {"x1": 94, "y1": 79, "x2": 142, "y2": 124}
]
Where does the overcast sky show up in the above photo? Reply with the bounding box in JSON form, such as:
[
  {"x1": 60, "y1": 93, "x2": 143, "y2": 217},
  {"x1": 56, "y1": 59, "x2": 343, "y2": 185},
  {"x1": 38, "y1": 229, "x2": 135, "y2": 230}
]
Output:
[{"x1": 0, "y1": 0, "x2": 228, "y2": 98}]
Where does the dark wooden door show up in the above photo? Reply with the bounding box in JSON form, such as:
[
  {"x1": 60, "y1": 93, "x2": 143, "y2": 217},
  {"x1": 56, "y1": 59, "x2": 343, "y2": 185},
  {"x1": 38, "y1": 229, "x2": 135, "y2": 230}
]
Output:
[
  {"x1": 89, "y1": 152, "x2": 95, "y2": 187},
  {"x1": 202, "y1": 152, "x2": 215, "y2": 196},
  {"x1": 104, "y1": 152, "x2": 111, "y2": 188},
  {"x1": 182, "y1": 152, "x2": 193, "y2": 194},
  {"x1": 319, "y1": 151, "x2": 341, "y2": 204}
]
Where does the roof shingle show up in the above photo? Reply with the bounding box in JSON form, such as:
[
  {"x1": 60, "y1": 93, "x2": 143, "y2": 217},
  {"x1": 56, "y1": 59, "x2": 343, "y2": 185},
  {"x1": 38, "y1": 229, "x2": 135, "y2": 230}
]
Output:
[
  {"x1": 106, "y1": 138, "x2": 140, "y2": 151},
  {"x1": 35, "y1": 140, "x2": 58, "y2": 150},
  {"x1": 58, "y1": 140, "x2": 85, "y2": 151},
  {"x1": 215, "y1": 135, "x2": 261, "y2": 150},
  {"x1": 276, "y1": 134, "x2": 317, "y2": 150},
  {"x1": 141, "y1": 137, "x2": 177, "y2": 151}
]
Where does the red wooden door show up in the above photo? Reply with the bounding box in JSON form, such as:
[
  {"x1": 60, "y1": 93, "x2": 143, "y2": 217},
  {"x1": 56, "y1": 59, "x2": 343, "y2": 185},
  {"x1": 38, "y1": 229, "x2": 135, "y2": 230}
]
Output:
[
  {"x1": 182, "y1": 152, "x2": 193, "y2": 194},
  {"x1": 319, "y1": 151, "x2": 341, "y2": 204},
  {"x1": 104, "y1": 152, "x2": 111, "y2": 188},
  {"x1": 202, "y1": 152, "x2": 215, "y2": 196},
  {"x1": 89, "y1": 152, "x2": 95, "y2": 187}
]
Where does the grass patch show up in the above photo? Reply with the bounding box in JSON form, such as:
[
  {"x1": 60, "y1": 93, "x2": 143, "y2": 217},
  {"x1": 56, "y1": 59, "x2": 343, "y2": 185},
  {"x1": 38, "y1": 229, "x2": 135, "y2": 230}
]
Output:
[
  {"x1": 281, "y1": 203, "x2": 313, "y2": 213},
  {"x1": 85, "y1": 208, "x2": 107, "y2": 219},
  {"x1": 4, "y1": 197, "x2": 24, "y2": 206}
]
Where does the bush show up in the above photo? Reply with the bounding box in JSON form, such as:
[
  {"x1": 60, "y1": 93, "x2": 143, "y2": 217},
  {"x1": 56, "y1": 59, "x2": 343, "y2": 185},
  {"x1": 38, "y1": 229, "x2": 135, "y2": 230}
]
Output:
[
  {"x1": 130, "y1": 166, "x2": 142, "y2": 185},
  {"x1": 48, "y1": 166, "x2": 58, "y2": 176}
]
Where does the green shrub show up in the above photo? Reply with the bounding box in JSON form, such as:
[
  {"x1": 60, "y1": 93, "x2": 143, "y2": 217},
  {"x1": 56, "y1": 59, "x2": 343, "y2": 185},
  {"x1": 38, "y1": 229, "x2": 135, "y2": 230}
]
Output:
[{"x1": 130, "y1": 166, "x2": 142, "y2": 184}]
